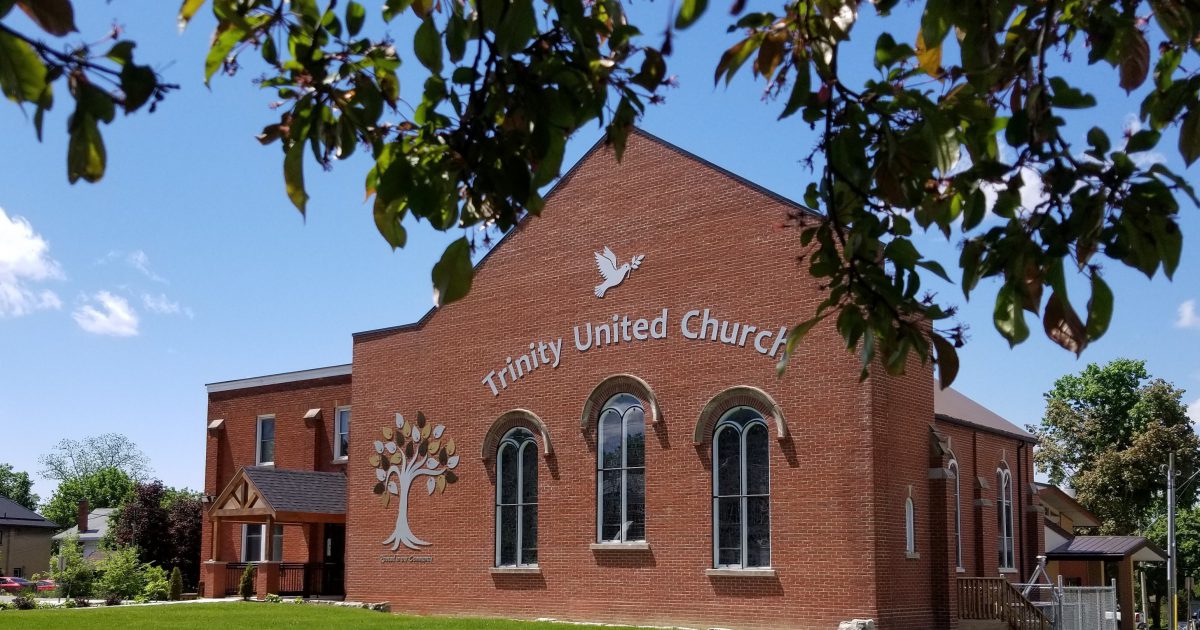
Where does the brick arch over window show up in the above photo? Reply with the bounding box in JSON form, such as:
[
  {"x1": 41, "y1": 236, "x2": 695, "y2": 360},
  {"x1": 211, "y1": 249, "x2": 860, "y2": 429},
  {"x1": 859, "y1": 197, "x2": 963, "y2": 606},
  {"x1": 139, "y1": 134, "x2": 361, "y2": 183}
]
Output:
[
  {"x1": 480, "y1": 409, "x2": 554, "y2": 461},
  {"x1": 693, "y1": 386, "x2": 788, "y2": 445},
  {"x1": 579, "y1": 373, "x2": 661, "y2": 433}
]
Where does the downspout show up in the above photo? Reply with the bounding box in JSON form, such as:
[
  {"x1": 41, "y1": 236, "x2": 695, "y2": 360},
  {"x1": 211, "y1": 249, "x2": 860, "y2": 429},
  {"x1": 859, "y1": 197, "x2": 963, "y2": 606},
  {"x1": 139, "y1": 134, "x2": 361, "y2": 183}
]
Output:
[{"x1": 1018, "y1": 441, "x2": 1027, "y2": 580}]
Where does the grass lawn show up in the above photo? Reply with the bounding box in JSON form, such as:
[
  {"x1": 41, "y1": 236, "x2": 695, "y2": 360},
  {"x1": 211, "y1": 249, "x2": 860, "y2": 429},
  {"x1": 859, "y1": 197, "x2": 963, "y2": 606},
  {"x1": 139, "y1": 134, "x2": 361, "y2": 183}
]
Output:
[{"x1": 0, "y1": 601, "x2": 639, "y2": 629}]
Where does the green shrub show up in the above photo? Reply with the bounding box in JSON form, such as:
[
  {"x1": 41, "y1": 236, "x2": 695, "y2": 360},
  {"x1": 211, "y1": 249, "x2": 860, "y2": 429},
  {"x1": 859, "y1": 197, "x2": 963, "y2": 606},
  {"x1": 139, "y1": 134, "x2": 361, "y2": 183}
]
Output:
[
  {"x1": 62, "y1": 598, "x2": 76, "y2": 608},
  {"x1": 142, "y1": 565, "x2": 169, "y2": 601},
  {"x1": 0, "y1": 601, "x2": 11, "y2": 611},
  {"x1": 168, "y1": 566, "x2": 183, "y2": 601},
  {"x1": 72, "y1": 597, "x2": 91, "y2": 608},
  {"x1": 50, "y1": 534, "x2": 94, "y2": 599},
  {"x1": 264, "y1": 593, "x2": 282, "y2": 603},
  {"x1": 104, "y1": 594, "x2": 122, "y2": 606},
  {"x1": 11, "y1": 595, "x2": 36, "y2": 610},
  {"x1": 238, "y1": 564, "x2": 255, "y2": 600},
  {"x1": 95, "y1": 546, "x2": 146, "y2": 599}
]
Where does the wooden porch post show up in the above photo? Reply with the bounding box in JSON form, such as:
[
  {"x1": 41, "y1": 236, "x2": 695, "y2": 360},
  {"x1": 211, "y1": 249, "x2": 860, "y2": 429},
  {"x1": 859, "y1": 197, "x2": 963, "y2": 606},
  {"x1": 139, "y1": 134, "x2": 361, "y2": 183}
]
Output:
[
  {"x1": 210, "y1": 516, "x2": 221, "y2": 561},
  {"x1": 263, "y1": 516, "x2": 275, "y2": 561}
]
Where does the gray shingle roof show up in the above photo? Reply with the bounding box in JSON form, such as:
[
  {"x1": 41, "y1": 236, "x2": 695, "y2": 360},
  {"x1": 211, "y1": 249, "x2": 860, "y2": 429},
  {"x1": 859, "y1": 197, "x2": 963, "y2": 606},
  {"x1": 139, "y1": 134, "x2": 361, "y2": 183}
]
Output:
[
  {"x1": 243, "y1": 467, "x2": 346, "y2": 514},
  {"x1": 52, "y1": 508, "x2": 116, "y2": 541},
  {"x1": 0, "y1": 496, "x2": 59, "y2": 529},
  {"x1": 934, "y1": 386, "x2": 1036, "y2": 442}
]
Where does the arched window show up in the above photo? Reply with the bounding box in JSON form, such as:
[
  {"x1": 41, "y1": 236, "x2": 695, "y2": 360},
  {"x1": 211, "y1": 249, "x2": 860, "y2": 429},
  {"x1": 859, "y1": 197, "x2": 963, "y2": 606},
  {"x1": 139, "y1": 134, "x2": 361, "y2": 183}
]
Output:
[
  {"x1": 712, "y1": 406, "x2": 770, "y2": 568},
  {"x1": 496, "y1": 428, "x2": 538, "y2": 568},
  {"x1": 905, "y1": 498, "x2": 916, "y2": 554},
  {"x1": 597, "y1": 393, "x2": 646, "y2": 542},
  {"x1": 997, "y1": 465, "x2": 1014, "y2": 570},
  {"x1": 949, "y1": 459, "x2": 962, "y2": 569}
]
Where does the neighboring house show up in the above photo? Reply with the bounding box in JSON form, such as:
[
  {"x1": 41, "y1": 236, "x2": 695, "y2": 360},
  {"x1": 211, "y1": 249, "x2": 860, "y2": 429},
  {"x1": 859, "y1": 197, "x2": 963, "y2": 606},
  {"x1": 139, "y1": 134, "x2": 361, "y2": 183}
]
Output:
[
  {"x1": 51, "y1": 500, "x2": 115, "y2": 562},
  {"x1": 1037, "y1": 483, "x2": 1166, "y2": 630},
  {"x1": 0, "y1": 495, "x2": 59, "y2": 578}
]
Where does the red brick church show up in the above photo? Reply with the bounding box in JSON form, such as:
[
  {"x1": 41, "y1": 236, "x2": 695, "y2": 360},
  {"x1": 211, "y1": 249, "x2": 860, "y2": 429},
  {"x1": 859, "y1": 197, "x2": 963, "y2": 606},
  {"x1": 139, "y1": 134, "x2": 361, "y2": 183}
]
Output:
[{"x1": 200, "y1": 130, "x2": 1048, "y2": 629}]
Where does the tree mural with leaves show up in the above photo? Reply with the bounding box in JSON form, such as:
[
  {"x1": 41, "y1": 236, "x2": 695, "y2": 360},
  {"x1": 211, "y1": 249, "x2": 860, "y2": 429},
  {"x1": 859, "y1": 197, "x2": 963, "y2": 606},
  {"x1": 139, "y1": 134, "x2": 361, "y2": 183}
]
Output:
[{"x1": 370, "y1": 411, "x2": 460, "y2": 551}]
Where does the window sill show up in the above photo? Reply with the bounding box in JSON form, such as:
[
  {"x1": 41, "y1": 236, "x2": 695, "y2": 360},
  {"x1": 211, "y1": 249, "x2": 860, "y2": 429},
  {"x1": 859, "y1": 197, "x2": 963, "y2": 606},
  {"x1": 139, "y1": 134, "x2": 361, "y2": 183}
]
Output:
[
  {"x1": 705, "y1": 568, "x2": 777, "y2": 578},
  {"x1": 998, "y1": 568, "x2": 1018, "y2": 574},
  {"x1": 906, "y1": 552, "x2": 920, "y2": 560},
  {"x1": 956, "y1": 567, "x2": 966, "y2": 574},
  {"x1": 590, "y1": 542, "x2": 650, "y2": 552},
  {"x1": 330, "y1": 458, "x2": 348, "y2": 465},
  {"x1": 490, "y1": 566, "x2": 540, "y2": 575}
]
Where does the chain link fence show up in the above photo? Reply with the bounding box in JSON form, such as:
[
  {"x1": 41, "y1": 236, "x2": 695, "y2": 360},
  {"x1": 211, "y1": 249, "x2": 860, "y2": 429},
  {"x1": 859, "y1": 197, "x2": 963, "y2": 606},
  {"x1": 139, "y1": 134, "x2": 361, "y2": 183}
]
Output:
[{"x1": 1017, "y1": 580, "x2": 1118, "y2": 630}]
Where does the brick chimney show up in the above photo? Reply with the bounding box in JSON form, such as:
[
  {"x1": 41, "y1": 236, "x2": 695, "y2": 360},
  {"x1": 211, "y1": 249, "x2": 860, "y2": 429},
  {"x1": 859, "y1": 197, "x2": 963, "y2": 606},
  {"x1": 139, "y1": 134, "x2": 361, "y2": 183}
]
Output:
[{"x1": 77, "y1": 499, "x2": 89, "y2": 533}]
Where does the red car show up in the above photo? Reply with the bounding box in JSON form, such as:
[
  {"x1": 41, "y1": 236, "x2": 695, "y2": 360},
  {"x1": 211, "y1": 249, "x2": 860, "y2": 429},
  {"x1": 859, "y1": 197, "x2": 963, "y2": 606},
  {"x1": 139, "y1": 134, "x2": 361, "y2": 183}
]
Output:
[
  {"x1": 35, "y1": 579, "x2": 56, "y2": 592},
  {"x1": 0, "y1": 577, "x2": 32, "y2": 593}
]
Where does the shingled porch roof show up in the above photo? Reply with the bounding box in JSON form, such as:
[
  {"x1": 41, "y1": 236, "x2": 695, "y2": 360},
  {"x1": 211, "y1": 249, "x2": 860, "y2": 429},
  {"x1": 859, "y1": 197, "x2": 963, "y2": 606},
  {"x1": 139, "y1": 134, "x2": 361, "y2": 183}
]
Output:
[{"x1": 209, "y1": 466, "x2": 346, "y2": 524}]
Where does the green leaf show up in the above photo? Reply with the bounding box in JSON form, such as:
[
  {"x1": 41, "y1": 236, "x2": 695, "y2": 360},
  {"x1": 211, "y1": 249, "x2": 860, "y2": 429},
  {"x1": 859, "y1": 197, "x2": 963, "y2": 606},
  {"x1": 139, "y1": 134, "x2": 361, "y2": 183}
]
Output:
[
  {"x1": 1179, "y1": 108, "x2": 1200, "y2": 166},
  {"x1": 178, "y1": 0, "x2": 206, "y2": 29},
  {"x1": 284, "y1": 141, "x2": 308, "y2": 214},
  {"x1": 1086, "y1": 126, "x2": 1110, "y2": 154},
  {"x1": 414, "y1": 17, "x2": 442, "y2": 74},
  {"x1": 345, "y1": 1, "x2": 365, "y2": 36},
  {"x1": 930, "y1": 333, "x2": 958, "y2": 390},
  {"x1": 495, "y1": 0, "x2": 535, "y2": 55},
  {"x1": 0, "y1": 30, "x2": 47, "y2": 104},
  {"x1": 675, "y1": 0, "x2": 707, "y2": 29},
  {"x1": 1125, "y1": 129, "x2": 1160, "y2": 153},
  {"x1": 919, "y1": 0, "x2": 952, "y2": 51},
  {"x1": 993, "y1": 283, "x2": 1029, "y2": 346},
  {"x1": 777, "y1": 62, "x2": 810, "y2": 120},
  {"x1": 119, "y1": 64, "x2": 157, "y2": 113},
  {"x1": 16, "y1": 0, "x2": 76, "y2": 36},
  {"x1": 1149, "y1": 0, "x2": 1193, "y2": 45},
  {"x1": 873, "y1": 33, "x2": 914, "y2": 69},
  {"x1": 1119, "y1": 28, "x2": 1150, "y2": 93},
  {"x1": 106, "y1": 41, "x2": 136, "y2": 65},
  {"x1": 916, "y1": 259, "x2": 951, "y2": 283},
  {"x1": 432, "y1": 237, "x2": 474, "y2": 307},
  {"x1": 204, "y1": 25, "x2": 245, "y2": 85},
  {"x1": 1048, "y1": 77, "x2": 1096, "y2": 109},
  {"x1": 1085, "y1": 274, "x2": 1113, "y2": 340},
  {"x1": 67, "y1": 113, "x2": 105, "y2": 183}
]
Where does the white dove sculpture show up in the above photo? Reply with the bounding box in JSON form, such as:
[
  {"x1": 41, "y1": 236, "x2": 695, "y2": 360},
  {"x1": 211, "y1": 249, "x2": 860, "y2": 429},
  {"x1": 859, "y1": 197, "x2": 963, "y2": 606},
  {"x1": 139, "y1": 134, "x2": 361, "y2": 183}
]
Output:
[{"x1": 594, "y1": 247, "x2": 644, "y2": 298}]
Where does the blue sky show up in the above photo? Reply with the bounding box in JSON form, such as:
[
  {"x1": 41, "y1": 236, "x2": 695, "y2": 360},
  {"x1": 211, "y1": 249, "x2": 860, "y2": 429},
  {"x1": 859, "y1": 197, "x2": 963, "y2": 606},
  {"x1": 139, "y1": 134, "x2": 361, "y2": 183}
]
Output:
[{"x1": 1, "y1": 2, "x2": 1197, "y2": 502}]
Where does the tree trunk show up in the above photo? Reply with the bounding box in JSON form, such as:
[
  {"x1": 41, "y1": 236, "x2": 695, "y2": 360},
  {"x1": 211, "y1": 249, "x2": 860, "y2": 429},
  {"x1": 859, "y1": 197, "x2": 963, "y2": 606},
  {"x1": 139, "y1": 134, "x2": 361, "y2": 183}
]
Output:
[{"x1": 383, "y1": 472, "x2": 430, "y2": 551}]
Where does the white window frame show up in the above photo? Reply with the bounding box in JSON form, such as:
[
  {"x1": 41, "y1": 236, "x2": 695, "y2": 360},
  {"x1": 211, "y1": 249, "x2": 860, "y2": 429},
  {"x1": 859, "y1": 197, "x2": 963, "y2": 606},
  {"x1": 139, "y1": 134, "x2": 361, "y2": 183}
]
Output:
[
  {"x1": 905, "y1": 497, "x2": 916, "y2": 554},
  {"x1": 256, "y1": 415, "x2": 275, "y2": 466},
  {"x1": 711, "y1": 406, "x2": 771, "y2": 570},
  {"x1": 997, "y1": 465, "x2": 1015, "y2": 570},
  {"x1": 949, "y1": 459, "x2": 962, "y2": 569},
  {"x1": 596, "y1": 393, "x2": 646, "y2": 543},
  {"x1": 271, "y1": 524, "x2": 283, "y2": 562},
  {"x1": 241, "y1": 524, "x2": 283, "y2": 562},
  {"x1": 495, "y1": 428, "x2": 538, "y2": 568},
  {"x1": 334, "y1": 406, "x2": 351, "y2": 460}
]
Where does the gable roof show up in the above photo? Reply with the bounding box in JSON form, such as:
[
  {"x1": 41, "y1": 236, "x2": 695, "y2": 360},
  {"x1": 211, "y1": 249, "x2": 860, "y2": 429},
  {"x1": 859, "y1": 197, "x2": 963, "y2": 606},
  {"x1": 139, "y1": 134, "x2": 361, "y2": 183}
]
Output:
[
  {"x1": 934, "y1": 386, "x2": 1036, "y2": 443},
  {"x1": 52, "y1": 508, "x2": 116, "y2": 541},
  {"x1": 352, "y1": 127, "x2": 818, "y2": 341},
  {"x1": 1036, "y1": 483, "x2": 1102, "y2": 528},
  {"x1": 242, "y1": 467, "x2": 346, "y2": 515},
  {"x1": 0, "y1": 496, "x2": 59, "y2": 529}
]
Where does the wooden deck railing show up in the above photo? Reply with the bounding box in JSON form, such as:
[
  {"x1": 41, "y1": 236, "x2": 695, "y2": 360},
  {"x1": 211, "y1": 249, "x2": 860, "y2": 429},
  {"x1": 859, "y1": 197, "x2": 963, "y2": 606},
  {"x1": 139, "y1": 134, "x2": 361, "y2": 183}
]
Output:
[{"x1": 958, "y1": 577, "x2": 1052, "y2": 630}]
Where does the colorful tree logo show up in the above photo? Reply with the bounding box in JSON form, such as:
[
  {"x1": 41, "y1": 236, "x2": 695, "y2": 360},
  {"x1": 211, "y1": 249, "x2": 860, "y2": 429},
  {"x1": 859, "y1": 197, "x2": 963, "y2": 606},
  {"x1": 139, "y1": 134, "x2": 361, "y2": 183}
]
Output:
[{"x1": 370, "y1": 412, "x2": 460, "y2": 551}]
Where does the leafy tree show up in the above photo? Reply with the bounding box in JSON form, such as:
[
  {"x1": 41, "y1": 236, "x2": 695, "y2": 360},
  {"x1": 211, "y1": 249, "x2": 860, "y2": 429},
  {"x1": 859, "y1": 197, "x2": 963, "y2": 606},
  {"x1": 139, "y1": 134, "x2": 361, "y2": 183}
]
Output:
[
  {"x1": 7, "y1": 1, "x2": 1200, "y2": 385},
  {"x1": 93, "y1": 545, "x2": 146, "y2": 599},
  {"x1": 112, "y1": 481, "x2": 171, "y2": 569},
  {"x1": 1029, "y1": 358, "x2": 1200, "y2": 534},
  {"x1": 141, "y1": 565, "x2": 169, "y2": 601},
  {"x1": 0, "y1": 463, "x2": 38, "y2": 511},
  {"x1": 41, "y1": 466, "x2": 135, "y2": 529},
  {"x1": 238, "y1": 563, "x2": 255, "y2": 600},
  {"x1": 165, "y1": 493, "x2": 202, "y2": 591},
  {"x1": 39, "y1": 433, "x2": 150, "y2": 483},
  {"x1": 48, "y1": 533, "x2": 94, "y2": 599},
  {"x1": 370, "y1": 412, "x2": 460, "y2": 550}
]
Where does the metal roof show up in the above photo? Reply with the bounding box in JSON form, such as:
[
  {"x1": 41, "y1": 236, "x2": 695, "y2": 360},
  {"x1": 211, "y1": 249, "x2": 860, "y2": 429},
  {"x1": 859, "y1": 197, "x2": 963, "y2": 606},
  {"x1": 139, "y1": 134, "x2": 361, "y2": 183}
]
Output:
[
  {"x1": 934, "y1": 386, "x2": 1037, "y2": 443},
  {"x1": 242, "y1": 467, "x2": 346, "y2": 515},
  {"x1": 0, "y1": 496, "x2": 59, "y2": 529},
  {"x1": 1047, "y1": 536, "x2": 1167, "y2": 562}
]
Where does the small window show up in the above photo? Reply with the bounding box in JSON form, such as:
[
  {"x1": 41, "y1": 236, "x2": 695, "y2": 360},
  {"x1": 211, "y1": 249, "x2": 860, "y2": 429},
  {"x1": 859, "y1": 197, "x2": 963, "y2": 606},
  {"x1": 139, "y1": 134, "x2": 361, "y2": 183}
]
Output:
[
  {"x1": 997, "y1": 465, "x2": 1015, "y2": 569},
  {"x1": 597, "y1": 393, "x2": 646, "y2": 543},
  {"x1": 949, "y1": 460, "x2": 962, "y2": 569},
  {"x1": 256, "y1": 415, "x2": 276, "y2": 466},
  {"x1": 496, "y1": 428, "x2": 538, "y2": 568},
  {"x1": 905, "y1": 497, "x2": 916, "y2": 554},
  {"x1": 11, "y1": 568, "x2": 21, "y2": 578},
  {"x1": 712, "y1": 406, "x2": 770, "y2": 569},
  {"x1": 334, "y1": 407, "x2": 351, "y2": 460},
  {"x1": 242, "y1": 524, "x2": 263, "y2": 562}
]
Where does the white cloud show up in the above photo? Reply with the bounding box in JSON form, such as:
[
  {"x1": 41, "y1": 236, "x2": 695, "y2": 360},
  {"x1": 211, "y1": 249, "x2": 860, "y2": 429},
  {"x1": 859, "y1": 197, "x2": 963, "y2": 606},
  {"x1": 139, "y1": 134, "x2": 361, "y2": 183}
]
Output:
[
  {"x1": 0, "y1": 207, "x2": 63, "y2": 317},
  {"x1": 1177, "y1": 299, "x2": 1200, "y2": 329},
  {"x1": 1190, "y1": 398, "x2": 1200, "y2": 427},
  {"x1": 142, "y1": 293, "x2": 194, "y2": 319},
  {"x1": 73, "y1": 291, "x2": 139, "y2": 337},
  {"x1": 98, "y1": 249, "x2": 167, "y2": 283}
]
